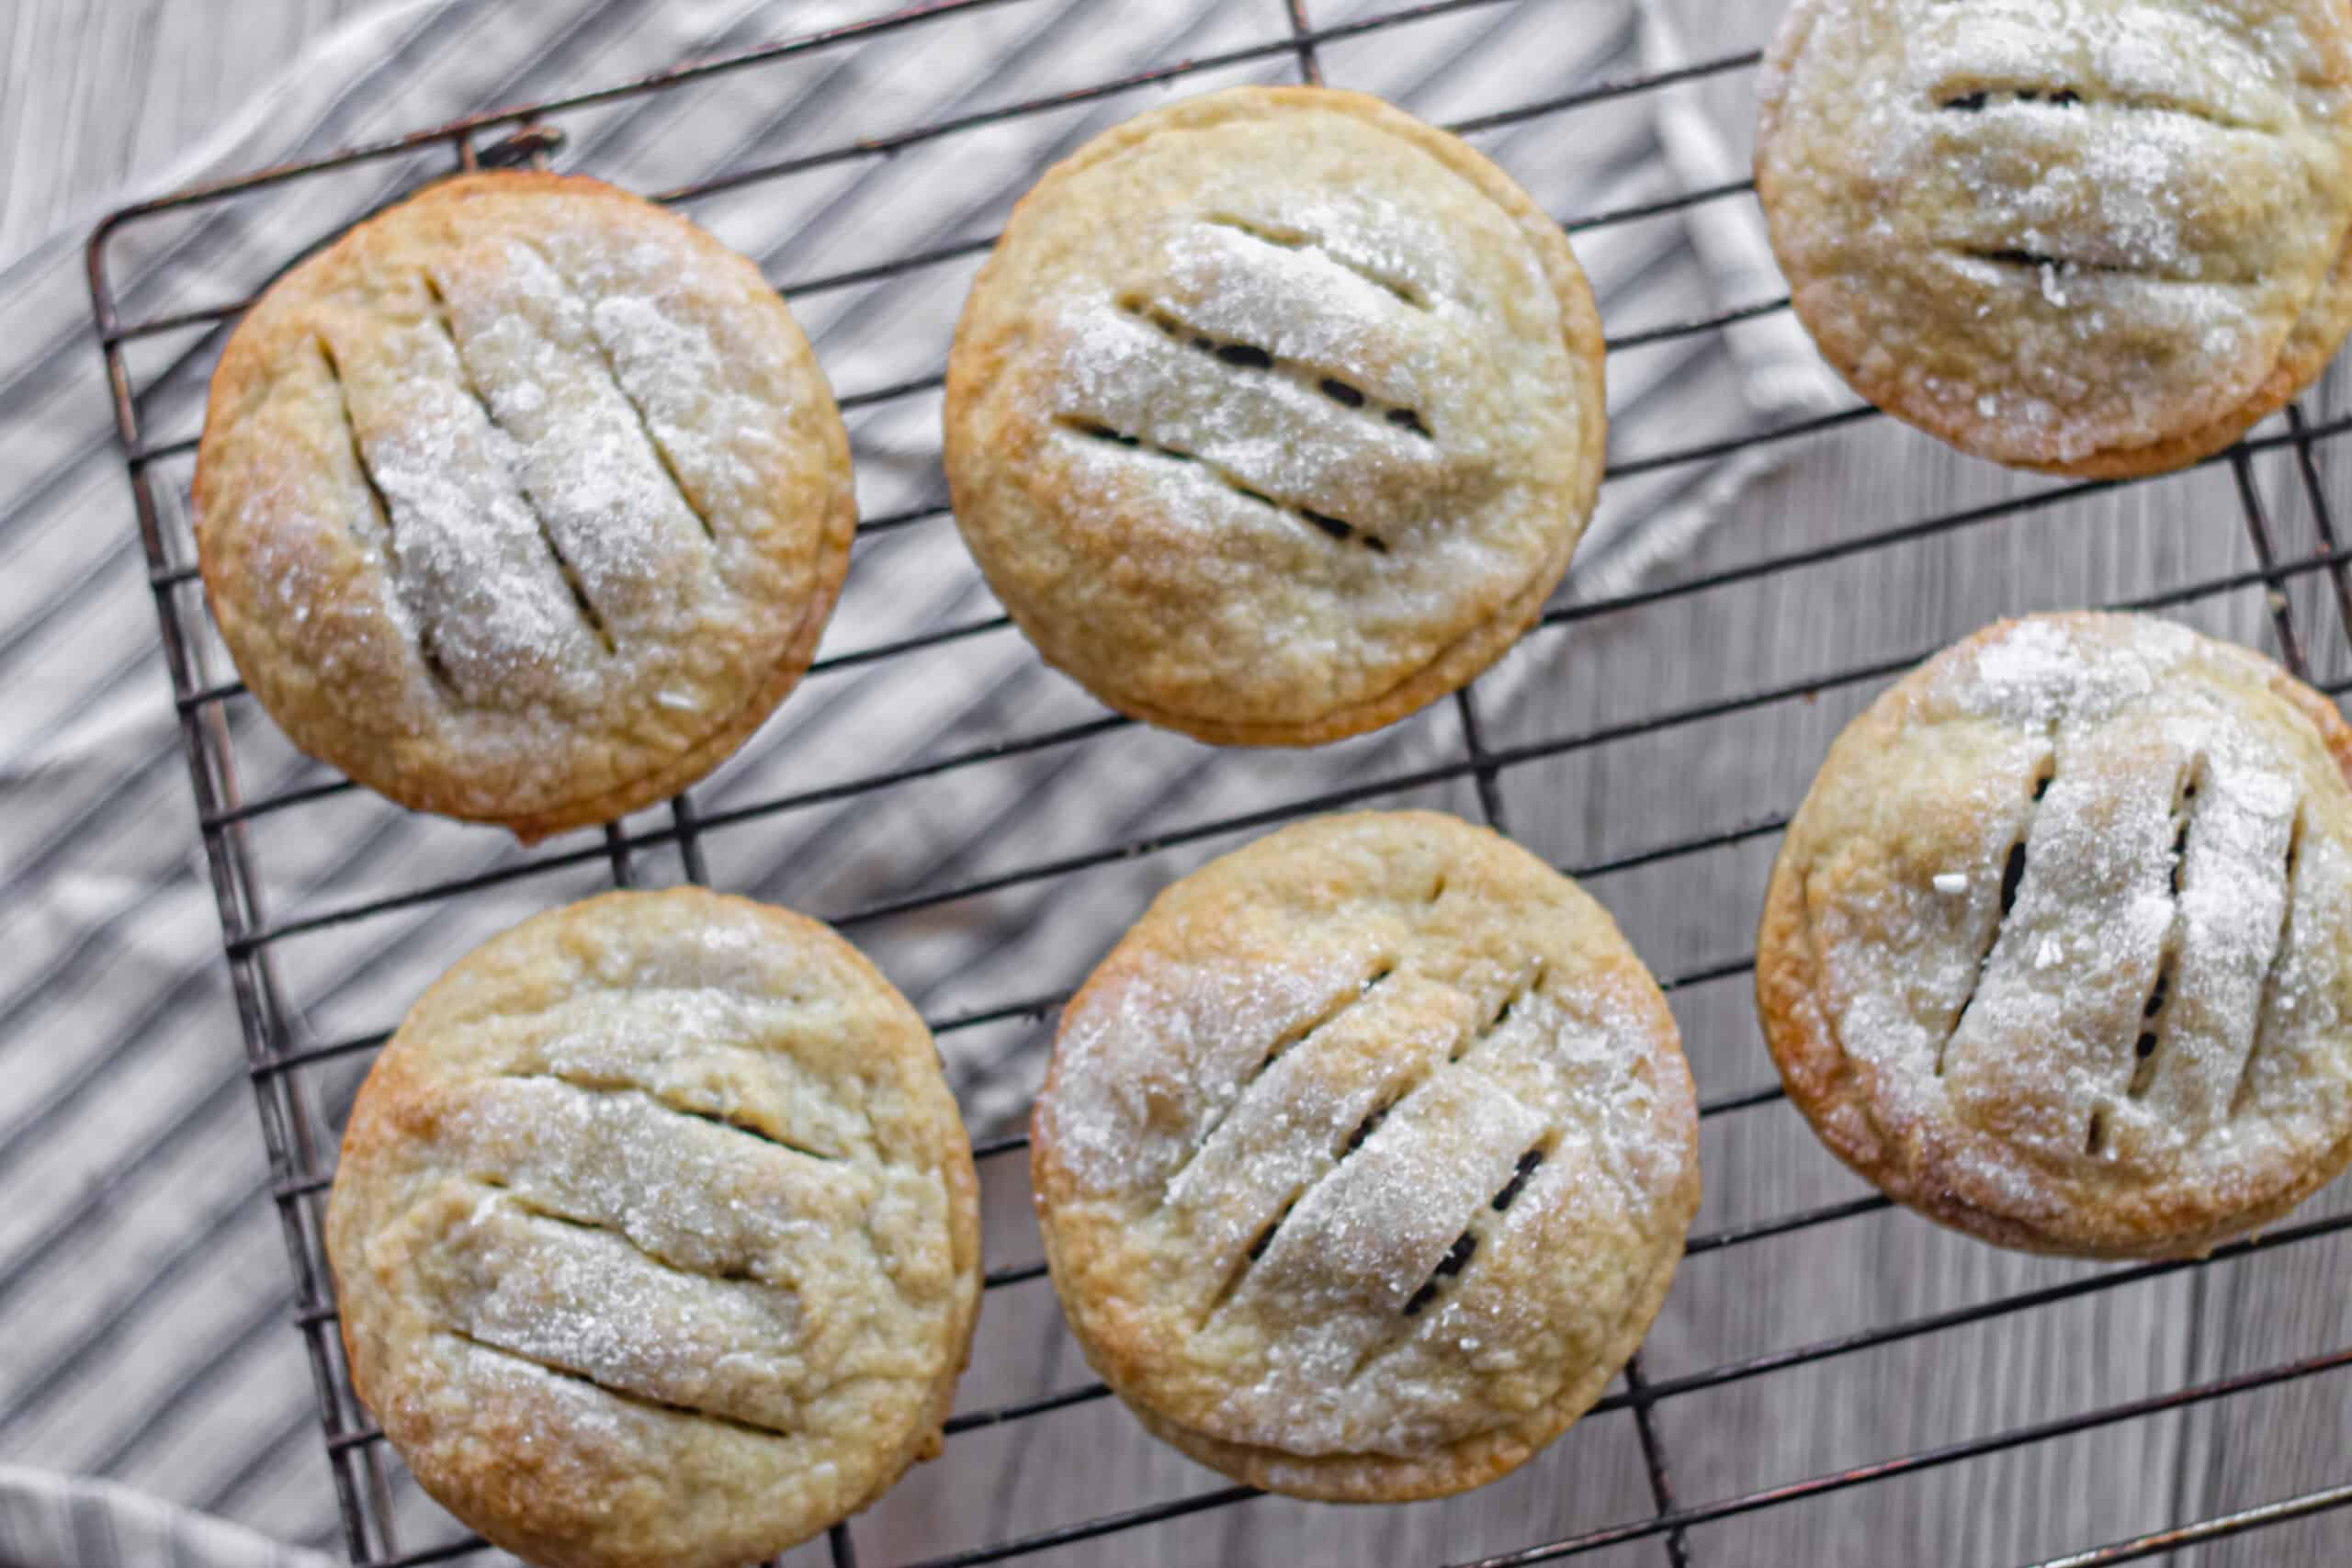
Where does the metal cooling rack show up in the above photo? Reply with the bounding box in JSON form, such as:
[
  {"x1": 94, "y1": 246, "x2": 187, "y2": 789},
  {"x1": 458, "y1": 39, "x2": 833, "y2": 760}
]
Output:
[{"x1": 84, "y1": 1, "x2": 2352, "y2": 1564}]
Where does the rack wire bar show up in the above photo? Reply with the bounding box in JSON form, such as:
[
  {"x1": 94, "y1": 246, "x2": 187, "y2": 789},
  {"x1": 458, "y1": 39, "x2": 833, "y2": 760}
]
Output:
[
  {"x1": 85, "y1": 0, "x2": 2352, "y2": 1563},
  {"x1": 2026, "y1": 1483, "x2": 2352, "y2": 1568}
]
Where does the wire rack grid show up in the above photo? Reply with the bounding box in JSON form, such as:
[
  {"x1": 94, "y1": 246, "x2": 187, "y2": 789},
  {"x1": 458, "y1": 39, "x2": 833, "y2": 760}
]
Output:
[{"x1": 81, "y1": 1, "x2": 2352, "y2": 1564}]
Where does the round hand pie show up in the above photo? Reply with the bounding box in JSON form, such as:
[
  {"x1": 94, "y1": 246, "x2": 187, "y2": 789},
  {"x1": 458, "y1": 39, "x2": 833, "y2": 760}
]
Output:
[
  {"x1": 197, "y1": 172, "x2": 855, "y2": 840},
  {"x1": 1758, "y1": 614, "x2": 2352, "y2": 1258},
  {"x1": 1755, "y1": 0, "x2": 2352, "y2": 477},
  {"x1": 325, "y1": 888, "x2": 979, "y2": 1568},
  {"x1": 944, "y1": 86, "x2": 1606, "y2": 746},
  {"x1": 1031, "y1": 811, "x2": 1699, "y2": 1500}
]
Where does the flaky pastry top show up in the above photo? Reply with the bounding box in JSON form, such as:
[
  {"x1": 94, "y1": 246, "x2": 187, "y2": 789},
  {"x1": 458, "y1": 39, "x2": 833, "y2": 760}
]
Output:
[
  {"x1": 198, "y1": 174, "x2": 854, "y2": 838},
  {"x1": 326, "y1": 890, "x2": 978, "y2": 1568},
  {"x1": 1760, "y1": 614, "x2": 2352, "y2": 1256},
  {"x1": 945, "y1": 87, "x2": 1605, "y2": 745},
  {"x1": 1758, "y1": 0, "x2": 2352, "y2": 474},
  {"x1": 1033, "y1": 812, "x2": 1697, "y2": 1498}
]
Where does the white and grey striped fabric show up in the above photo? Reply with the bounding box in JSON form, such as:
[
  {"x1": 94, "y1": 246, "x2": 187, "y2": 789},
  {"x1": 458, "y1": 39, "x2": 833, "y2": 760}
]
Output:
[
  {"x1": 0, "y1": 1467, "x2": 334, "y2": 1568},
  {"x1": 0, "y1": 1, "x2": 1827, "y2": 1561}
]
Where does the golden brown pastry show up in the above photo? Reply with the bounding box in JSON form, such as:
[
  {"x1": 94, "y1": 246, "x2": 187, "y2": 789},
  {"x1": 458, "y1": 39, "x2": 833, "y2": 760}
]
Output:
[
  {"x1": 197, "y1": 173, "x2": 854, "y2": 840},
  {"x1": 325, "y1": 888, "x2": 979, "y2": 1568},
  {"x1": 1032, "y1": 811, "x2": 1699, "y2": 1500},
  {"x1": 1758, "y1": 613, "x2": 2352, "y2": 1258},
  {"x1": 1756, "y1": 0, "x2": 2352, "y2": 477},
  {"x1": 944, "y1": 86, "x2": 1606, "y2": 746}
]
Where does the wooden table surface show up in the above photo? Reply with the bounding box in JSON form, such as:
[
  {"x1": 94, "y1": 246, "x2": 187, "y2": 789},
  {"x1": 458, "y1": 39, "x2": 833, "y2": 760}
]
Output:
[{"x1": 12, "y1": 3, "x2": 2352, "y2": 1565}]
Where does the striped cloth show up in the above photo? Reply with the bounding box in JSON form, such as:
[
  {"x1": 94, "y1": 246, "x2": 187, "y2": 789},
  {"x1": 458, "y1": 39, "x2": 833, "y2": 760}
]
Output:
[
  {"x1": 0, "y1": 1467, "x2": 333, "y2": 1568},
  {"x1": 0, "y1": 0, "x2": 1829, "y2": 1560}
]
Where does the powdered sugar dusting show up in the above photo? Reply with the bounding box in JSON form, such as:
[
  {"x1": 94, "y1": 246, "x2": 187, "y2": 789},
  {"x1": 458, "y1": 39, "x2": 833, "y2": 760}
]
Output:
[
  {"x1": 322, "y1": 326, "x2": 605, "y2": 709},
  {"x1": 586, "y1": 291, "x2": 779, "y2": 557},
  {"x1": 426, "y1": 240, "x2": 715, "y2": 631},
  {"x1": 1955, "y1": 608, "x2": 2188, "y2": 722},
  {"x1": 1048, "y1": 248, "x2": 1464, "y2": 541},
  {"x1": 1043, "y1": 954, "x2": 1370, "y2": 1198},
  {"x1": 419, "y1": 1189, "x2": 810, "y2": 1430}
]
